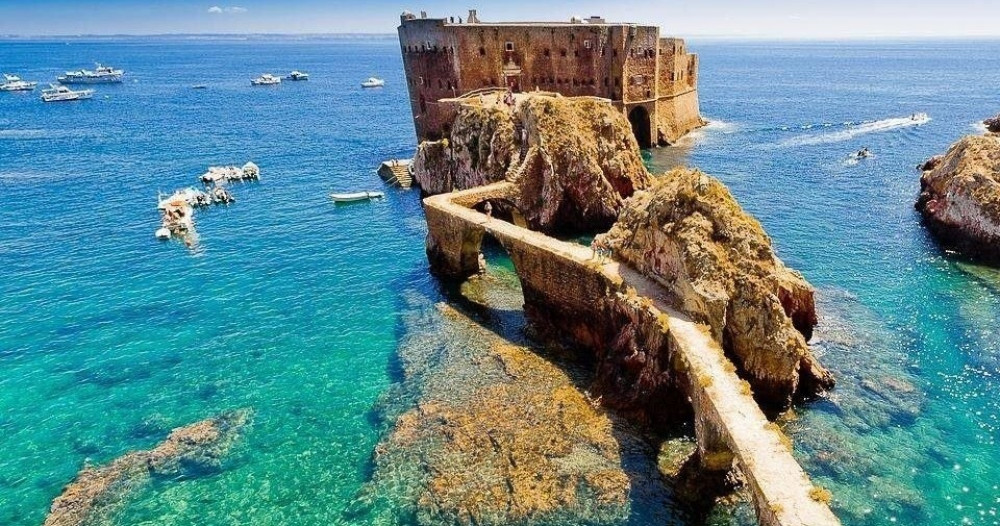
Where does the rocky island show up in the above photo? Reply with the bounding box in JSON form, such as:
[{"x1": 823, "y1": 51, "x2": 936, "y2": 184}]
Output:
[{"x1": 916, "y1": 129, "x2": 1000, "y2": 264}]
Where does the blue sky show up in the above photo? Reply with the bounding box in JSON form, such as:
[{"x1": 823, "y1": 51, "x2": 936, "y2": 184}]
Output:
[{"x1": 1, "y1": 1, "x2": 999, "y2": 38}]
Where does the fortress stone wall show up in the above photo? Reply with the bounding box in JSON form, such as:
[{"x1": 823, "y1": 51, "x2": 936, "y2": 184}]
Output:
[{"x1": 398, "y1": 10, "x2": 703, "y2": 146}]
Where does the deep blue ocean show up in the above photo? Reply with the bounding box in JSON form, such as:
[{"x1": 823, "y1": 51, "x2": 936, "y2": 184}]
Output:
[{"x1": 1, "y1": 37, "x2": 999, "y2": 526}]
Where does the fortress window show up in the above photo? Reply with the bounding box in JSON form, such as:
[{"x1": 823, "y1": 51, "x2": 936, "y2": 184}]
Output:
[
  {"x1": 544, "y1": 48, "x2": 550, "y2": 57},
  {"x1": 574, "y1": 50, "x2": 579, "y2": 57},
  {"x1": 505, "y1": 41, "x2": 514, "y2": 52},
  {"x1": 613, "y1": 50, "x2": 618, "y2": 57},
  {"x1": 479, "y1": 47, "x2": 486, "y2": 56},
  {"x1": 584, "y1": 39, "x2": 592, "y2": 49},
  {"x1": 614, "y1": 77, "x2": 620, "y2": 87},
  {"x1": 560, "y1": 49, "x2": 567, "y2": 57},
  {"x1": 604, "y1": 77, "x2": 608, "y2": 86}
]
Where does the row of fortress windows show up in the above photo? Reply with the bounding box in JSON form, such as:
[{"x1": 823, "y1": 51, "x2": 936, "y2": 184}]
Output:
[{"x1": 402, "y1": 42, "x2": 661, "y2": 59}]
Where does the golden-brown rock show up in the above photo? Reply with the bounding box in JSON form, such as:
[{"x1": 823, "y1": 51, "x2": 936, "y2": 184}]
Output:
[
  {"x1": 44, "y1": 409, "x2": 250, "y2": 526},
  {"x1": 595, "y1": 169, "x2": 834, "y2": 407},
  {"x1": 413, "y1": 95, "x2": 651, "y2": 232},
  {"x1": 916, "y1": 135, "x2": 1000, "y2": 264}
]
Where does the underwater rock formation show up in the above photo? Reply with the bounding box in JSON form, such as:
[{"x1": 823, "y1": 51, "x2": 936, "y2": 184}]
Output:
[
  {"x1": 44, "y1": 409, "x2": 251, "y2": 526},
  {"x1": 413, "y1": 95, "x2": 651, "y2": 232},
  {"x1": 355, "y1": 292, "x2": 646, "y2": 526},
  {"x1": 916, "y1": 135, "x2": 1000, "y2": 264},
  {"x1": 595, "y1": 169, "x2": 834, "y2": 407}
]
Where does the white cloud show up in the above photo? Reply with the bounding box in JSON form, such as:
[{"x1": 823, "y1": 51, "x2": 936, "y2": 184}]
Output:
[{"x1": 208, "y1": 6, "x2": 247, "y2": 15}]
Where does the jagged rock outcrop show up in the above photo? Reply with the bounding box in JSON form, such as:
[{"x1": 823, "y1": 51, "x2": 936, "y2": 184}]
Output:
[
  {"x1": 984, "y1": 114, "x2": 1000, "y2": 134},
  {"x1": 595, "y1": 169, "x2": 834, "y2": 407},
  {"x1": 916, "y1": 135, "x2": 1000, "y2": 264},
  {"x1": 44, "y1": 409, "x2": 251, "y2": 526},
  {"x1": 413, "y1": 95, "x2": 651, "y2": 232}
]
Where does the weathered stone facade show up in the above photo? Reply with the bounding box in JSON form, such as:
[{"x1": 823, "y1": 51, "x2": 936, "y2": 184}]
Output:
[{"x1": 397, "y1": 10, "x2": 703, "y2": 146}]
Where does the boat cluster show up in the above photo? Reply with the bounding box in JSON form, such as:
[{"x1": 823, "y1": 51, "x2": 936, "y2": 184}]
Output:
[
  {"x1": 1, "y1": 64, "x2": 124, "y2": 102},
  {"x1": 250, "y1": 71, "x2": 309, "y2": 86},
  {"x1": 155, "y1": 162, "x2": 259, "y2": 243}
]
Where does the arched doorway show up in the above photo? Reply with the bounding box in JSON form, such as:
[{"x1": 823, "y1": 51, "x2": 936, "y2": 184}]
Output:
[{"x1": 628, "y1": 106, "x2": 652, "y2": 149}]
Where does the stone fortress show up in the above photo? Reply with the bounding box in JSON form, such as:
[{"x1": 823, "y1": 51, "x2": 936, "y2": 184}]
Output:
[{"x1": 397, "y1": 9, "x2": 704, "y2": 147}]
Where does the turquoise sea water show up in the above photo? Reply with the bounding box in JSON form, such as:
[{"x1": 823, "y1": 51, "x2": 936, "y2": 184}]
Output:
[{"x1": 1, "y1": 37, "x2": 999, "y2": 525}]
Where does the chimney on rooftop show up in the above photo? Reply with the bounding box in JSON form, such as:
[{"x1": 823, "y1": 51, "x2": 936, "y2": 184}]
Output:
[
  {"x1": 420, "y1": 11, "x2": 427, "y2": 19},
  {"x1": 467, "y1": 9, "x2": 480, "y2": 24}
]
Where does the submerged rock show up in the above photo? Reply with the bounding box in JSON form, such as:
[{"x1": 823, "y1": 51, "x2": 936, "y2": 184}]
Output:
[
  {"x1": 413, "y1": 95, "x2": 651, "y2": 232},
  {"x1": 595, "y1": 169, "x2": 834, "y2": 407},
  {"x1": 44, "y1": 409, "x2": 251, "y2": 526},
  {"x1": 916, "y1": 135, "x2": 1000, "y2": 264}
]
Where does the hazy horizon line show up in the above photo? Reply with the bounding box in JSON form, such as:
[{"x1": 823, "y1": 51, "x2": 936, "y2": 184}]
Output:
[{"x1": 2, "y1": 32, "x2": 1000, "y2": 41}]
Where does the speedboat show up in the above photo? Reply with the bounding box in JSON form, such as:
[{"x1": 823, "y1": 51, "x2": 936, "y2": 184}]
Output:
[
  {"x1": 331, "y1": 191, "x2": 384, "y2": 203},
  {"x1": 286, "y1": 71, "x2": 309, "y2": 81},
  {"x1": 852, "y1": 147, "x2": 873, "y2": 161},
  {"x1": 40, "y1": 84, "x2": 94, "y2": 102},
  {"x1": 0, "y1": 74, "x2": 38, "y2": 91},
  {"x1": 910, "y1": 113, "x2": 930, "y2": 123},
  {"x1": 361, "y1": 77, "x2": 385, "y2": 88},
  {"x1": 251, "y1": 73, "x2": 281, "y2": 86},
  {"x1": 58, "y1": 64, "x2": 124, "y2": 84},
  {"x1": 191, "y1": 84, "x2": 208, "y2": 90}
]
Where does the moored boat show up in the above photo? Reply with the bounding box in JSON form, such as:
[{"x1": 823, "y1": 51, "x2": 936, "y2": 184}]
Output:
[
  {"x1": 40, "y1": 84, "x2": 95, "y2": 102},
  {"x1": 286, "y1": 71, "x2": 309, "y2": 81},
  {"x1": 361, "y1": 77, "x2": 385, "y2": 88},
  {"x1": 58, "y1": 64, "x2": 124, "y2": 84},
  {"x1": 331, "y1": 191, "x2": 385, "y2": 203},
  {"x1": 1, "y1": 74, "x2": 38, "y2": 92},
  {"x1": 251, "y1": 74, "x2": 281, "y2": 86}
]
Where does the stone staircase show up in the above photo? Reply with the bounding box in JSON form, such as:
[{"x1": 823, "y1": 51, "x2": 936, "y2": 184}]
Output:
[{"x1": 378, "y1": 159, "x2": 414, "y2": 189}]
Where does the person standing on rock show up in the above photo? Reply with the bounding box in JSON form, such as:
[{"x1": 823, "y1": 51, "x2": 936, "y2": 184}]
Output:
[{"x1": 484, "y1": 201, "x2": 493, "y2": 218}]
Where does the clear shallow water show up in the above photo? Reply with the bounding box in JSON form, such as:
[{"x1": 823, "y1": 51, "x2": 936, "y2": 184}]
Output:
[{"x1": 1, "y1": 38, "x2": 999, "y2": 525}]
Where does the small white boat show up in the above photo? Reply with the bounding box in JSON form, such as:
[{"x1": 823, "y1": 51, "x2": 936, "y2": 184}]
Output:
[
  {"x1": 286, "y1": 71, "x2": 309, "y2": 81},
  {"x1": 155, "y1": 227, "x2": 171, "y2": 240},
  {"x1": 1, "y1": 74, "x2": 38, "y2": 91},
  {"x1": 911, "y1": 112, "x2": 930, "y2": 123},
  {"x1": 40, "y1": 84, "x2": 95, "y2": 102},
  {"x1": 191, "y1": 84, "x2": 208, "y2": 90},
  {"x1": 361, "y1": 77, "x2": 385, "y2": 88},
  {"x1": 251, "y1": 73, "x2": 281, "y2": 86},
  {"x1": 331, "y1": 191, "x2": 385, "y2": 203}
]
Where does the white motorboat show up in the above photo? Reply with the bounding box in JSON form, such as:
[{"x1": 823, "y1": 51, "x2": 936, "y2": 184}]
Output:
[
  {"x1": 361, "y1": 77, "x2": 385, "y2": 88},
  {"x1": 155, "y1": 227, "x2": 171, "y2": 240},
  {"x1": 331, "y1": 191, "x2": 385, "y2": 203},
  {"x1": 910, "y1": 112, "x2": 930, "y2": 123},
  {"x1": 40, "y1": 84, "x2": 95, "y2": 102},
  {"x1": 58, "y1": 64, "x2": 124, "y2": 84},
  {"x1": 251, "y1": 73, "x2": 281, "y2": 86},
  {"x1": 0, "y1": 74, "x2": 38, "y2": 92},
  {"x1": 286, "y1": 71, "x2": 309, "y2": 81}
]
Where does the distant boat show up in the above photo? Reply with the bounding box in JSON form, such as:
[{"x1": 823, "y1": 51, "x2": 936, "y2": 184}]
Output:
[
  {"x1": 286, "y1": 71, "x2": 309, "y2": 81},
  {"x1": 58, "y1": 64, "x2": 124, "y2": 84},
  {"x1": 1, "y1": 74, "x2": 38, "y2": 92},
  {"x1": 191, "y1": 84, "x2": 208, "y2": 90},
  {"x1": 40, "y1": 84, "x2": 94, "y2": 102},
  {"x1": 331, "y1": 191, "x2": 384, "y2": 203},
  {"x1": 361, "y1": 77, "x2": 385, "y2": 88},
  {"x1": 251, "y1": 73, "x2": 281, "y2": 86}
]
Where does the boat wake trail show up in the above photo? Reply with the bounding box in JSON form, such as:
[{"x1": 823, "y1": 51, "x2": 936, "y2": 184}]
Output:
[{"x1": 775, "y1": 114, "x2": 930, "y2": 148}]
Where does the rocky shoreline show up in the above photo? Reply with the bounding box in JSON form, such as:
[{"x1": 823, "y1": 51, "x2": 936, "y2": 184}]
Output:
[{"x1": 916, "y1": 130, "x2": 1000, "y2": 265}]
